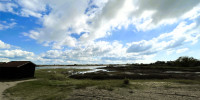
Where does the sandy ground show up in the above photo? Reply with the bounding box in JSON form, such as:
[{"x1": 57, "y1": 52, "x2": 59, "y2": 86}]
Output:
[
  {"x1": 68, "y1": 82, "x2": 200, "y2": 100},
  {"x1": 0, "y1": 79, "x2": 35, "y2": 100}
]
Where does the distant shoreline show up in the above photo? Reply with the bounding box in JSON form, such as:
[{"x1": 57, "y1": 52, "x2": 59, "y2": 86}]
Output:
[{"x1": 36, "y1": 65, "x2": 109, "y2": 67}]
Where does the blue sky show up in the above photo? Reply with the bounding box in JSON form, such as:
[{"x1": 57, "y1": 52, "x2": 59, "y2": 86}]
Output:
[{"x1": 0, "y1": 0, "x2": 200, "y2": 64}]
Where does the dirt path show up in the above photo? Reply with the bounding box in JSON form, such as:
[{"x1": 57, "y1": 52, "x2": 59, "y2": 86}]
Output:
[{"x1": 0, "y1": 79, "x2": 35, "y2": 100}]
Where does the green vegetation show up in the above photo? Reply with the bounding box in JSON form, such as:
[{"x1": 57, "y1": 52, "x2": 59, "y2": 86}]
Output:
[
  {"x1": 3, "y1": 57, "x2": 200, "y2": 100},
  {"x1": 4, "y1": 69, "x2": 131, "y2": 100},
  {"x1": 153, "y1": 56, "x2": 200, "y2": 67},
  {"x1": 123, "y1": 79, "x2": 130, "y2": 85},
  {"x1": 123, "y1": 56, "x2": 200, "y2": 68}
]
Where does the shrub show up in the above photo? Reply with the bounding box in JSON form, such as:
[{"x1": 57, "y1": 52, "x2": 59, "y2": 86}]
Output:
[
  {"x1": 123, "y1": 79, "x2": 129, "y2": 85},
  {"x1": 175, "y1": 56, "x2": 199, "y2": 67}
]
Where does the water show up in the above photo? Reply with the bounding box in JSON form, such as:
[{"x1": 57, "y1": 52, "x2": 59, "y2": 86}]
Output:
[
  {"x1": 36, "y1": 66, "x2": 107, "y2": 74},
  {"x1": 36, "y1": 66, "x2": 106, "y2": 70},
  {"x1": 165, "y1": 71, "x2": 200, "y2": 74}
]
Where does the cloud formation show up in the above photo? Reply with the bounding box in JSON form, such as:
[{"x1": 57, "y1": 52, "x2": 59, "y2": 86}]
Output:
[
  {"x1": 0, "y1": 2, "x2": 18, "y2": 13},
  {"x1": 21, "y1": 0, "x2": 200, "y2": 49},
  {"x1": 127, "y1": 20, "x2": 200, "y2": 53},
  {"x1": 0, "y1": 49, "x2": 34, "y2": 59},
  {"x1": 0, "y1": 20, "x2": 16, "y2": 30},
  {"x1": 0, "y1": 0, "x2": 200, "y2": 64},
  {"x1": 0, "y1": 40, "x2": 10, "y2": 49}
]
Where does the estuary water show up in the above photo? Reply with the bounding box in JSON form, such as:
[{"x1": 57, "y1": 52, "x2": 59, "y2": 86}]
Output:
[
  {"x1": 36, "y1": 66, "x2": 106, "y2": 69},
  {"x1": 36, "y1": 66, "x2": 107, "y2": 74}
]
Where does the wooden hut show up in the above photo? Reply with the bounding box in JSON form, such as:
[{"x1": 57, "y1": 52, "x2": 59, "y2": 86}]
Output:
[{"x1": 0, "y1": 61, "x2": 36, "y2": 79}]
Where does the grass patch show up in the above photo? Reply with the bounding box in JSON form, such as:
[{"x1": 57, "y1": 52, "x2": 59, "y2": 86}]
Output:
[
  {"x1": 3, "y1": 68, "x2": 200, "y2": 100},
  {"x1": 4, "y1": 80, "x2": 72, "y2": 100},
  {"x1": 4, "y1": 69, "x2": 129, "y2": 100},
  {"x1": 131, "y1": 84, "x2": 145, "y2": 90}
]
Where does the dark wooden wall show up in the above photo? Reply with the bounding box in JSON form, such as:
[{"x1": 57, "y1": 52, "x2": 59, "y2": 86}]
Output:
[{"x1": 0, "y1": 63, "x2": 35, "y2": 79}]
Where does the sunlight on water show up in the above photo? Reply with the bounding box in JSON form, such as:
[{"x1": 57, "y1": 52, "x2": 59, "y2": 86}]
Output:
[{"x1": 36, "y1": 66, "x2": 107, "y2": 73}]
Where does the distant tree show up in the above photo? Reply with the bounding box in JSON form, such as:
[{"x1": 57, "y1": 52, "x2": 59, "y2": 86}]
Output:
[
  {"x1": 107, "y1": 64, "x2": 114, "y2": 67},
  {"x1": 175, "y1": 56, "x2": 199, "y2": 67},
  {"x1": 166, "y1": 61, "x2": 174, "y2": 66},
  {"x1": 154, "y1": 61, "x2": 166, "y2": 65}
]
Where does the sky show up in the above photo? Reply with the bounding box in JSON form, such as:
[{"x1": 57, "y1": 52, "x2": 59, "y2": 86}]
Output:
[{"x1": 0, "y1": 0, "x2": 200, "y2": 64}]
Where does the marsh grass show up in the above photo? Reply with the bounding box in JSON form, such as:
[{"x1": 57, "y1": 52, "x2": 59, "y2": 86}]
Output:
[
  {"x1": 131, "y1": 84, "x2": 145, "y2": 90},
  {"x1": 4, "y1": 69, "x2": 200, "y2": 100},
  {"x1": 4, "y1": 69, "x2": 127, "y2": 100}
]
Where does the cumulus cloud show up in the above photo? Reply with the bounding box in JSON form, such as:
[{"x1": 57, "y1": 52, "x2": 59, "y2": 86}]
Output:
[
  {"x1": 17, "y1": 0, "x2": 47, "y2": 18},
  {"x1": 39, "y1": 41, "x2": 144, "y2": 64},
  {"x1": 0, "y1": 49, "x2": 34, "y2": 59},
  {"x1": 0, "y1": 40, "x2": 10, "y2": 49},
  {"x1": 127, "y1": 40, "x2": 152, "y2": 53},
  {"x1": 127, "y1": 21, "x2": 200, "y2": 55},
  {"x1": 6, "y1": 0, "x2": 195, "y2": 50},
  {"x1": 0, "y1": 2, "x2": 18, "y2": 13},
  {"x1": 133, "y1": 0, "x2": 200, "y2": 22},
  {"x1": 22, "y1": 0, "x2": 90, "y2": 48},
  {"x1": 0, "y1": 0, "x2": 47, "y2": 18},
  {"x1": 0, "y1": 49, "x2": 47, "y2": 63},
  {"x1": 1, "y1": 0, "x2": 200, "y2": 63}
]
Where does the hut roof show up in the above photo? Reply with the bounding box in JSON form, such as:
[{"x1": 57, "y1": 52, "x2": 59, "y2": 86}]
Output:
[{"x1": 0, "y1": 61, "x2": 36, "y2": 68}]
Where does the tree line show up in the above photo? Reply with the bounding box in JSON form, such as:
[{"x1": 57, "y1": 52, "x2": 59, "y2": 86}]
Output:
[{"x1": 153, "y1": 56, "x2": 200, "y2": 67}]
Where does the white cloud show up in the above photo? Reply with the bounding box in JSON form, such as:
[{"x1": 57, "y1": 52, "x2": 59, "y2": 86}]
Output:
[
  {"x1": 80, "y1": 0, "x2": 135, "y2": 41},
  {"x1": 15, "y1": 0, "x2": 47, "y2": 18},
  {"x1": 1, "y1": 0, "x2": 200, "y2": 64},
  {"x1": 21, "y1": 0, "x2": 200, "y2": 49},
  {"x1": 39, "y1": 41, "x2": 145, "y2": 64},
  {"x1": 20, "y1": 9, "x2": 43, "y2": 18},
  {"x1": 127, "y1": 21, "x2": 200, "y2": 55},
  {"x1": 41, "y1": 50, "x2": 62, "y2": 59},
  {"x1": 17, "y1": 0, "x2": 46, "y2": 12},
  {"x1": 0, "y1": 49, "x2": 34, "y2": 59},
  {"x1": 176, "y1": 48, "x2": 189, "y2": 54},
  {"x1": 0, "y1": 58, "x2": 9, "y2": 62},
  {"x1": 0, "y1": 21, "x2": 16, "y2": 30},
  {"x1": 23, "y1": 0, "x2": 90, "y2": 48},
  {"x1": 0, "y1": 41, "x2": 36, "y2": 61},
  {"x1": 0, "y1": 2, "x2": 18, "y2": 13},
  {"x1": 0, "y1": 40, "x2": 10, "y2": 49},
  {"x1": 182, "y1": 3, "x2": 200, "y2": 20},
  {"x1": 0, "y1": 49, "x2": 48, "y2": 63},
  {"x1": 131, "y1": 0, "x2": 200, "y2": 25},
  {"x1": 127, "y1": 40, "x2": 152, "y2": 53}
]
